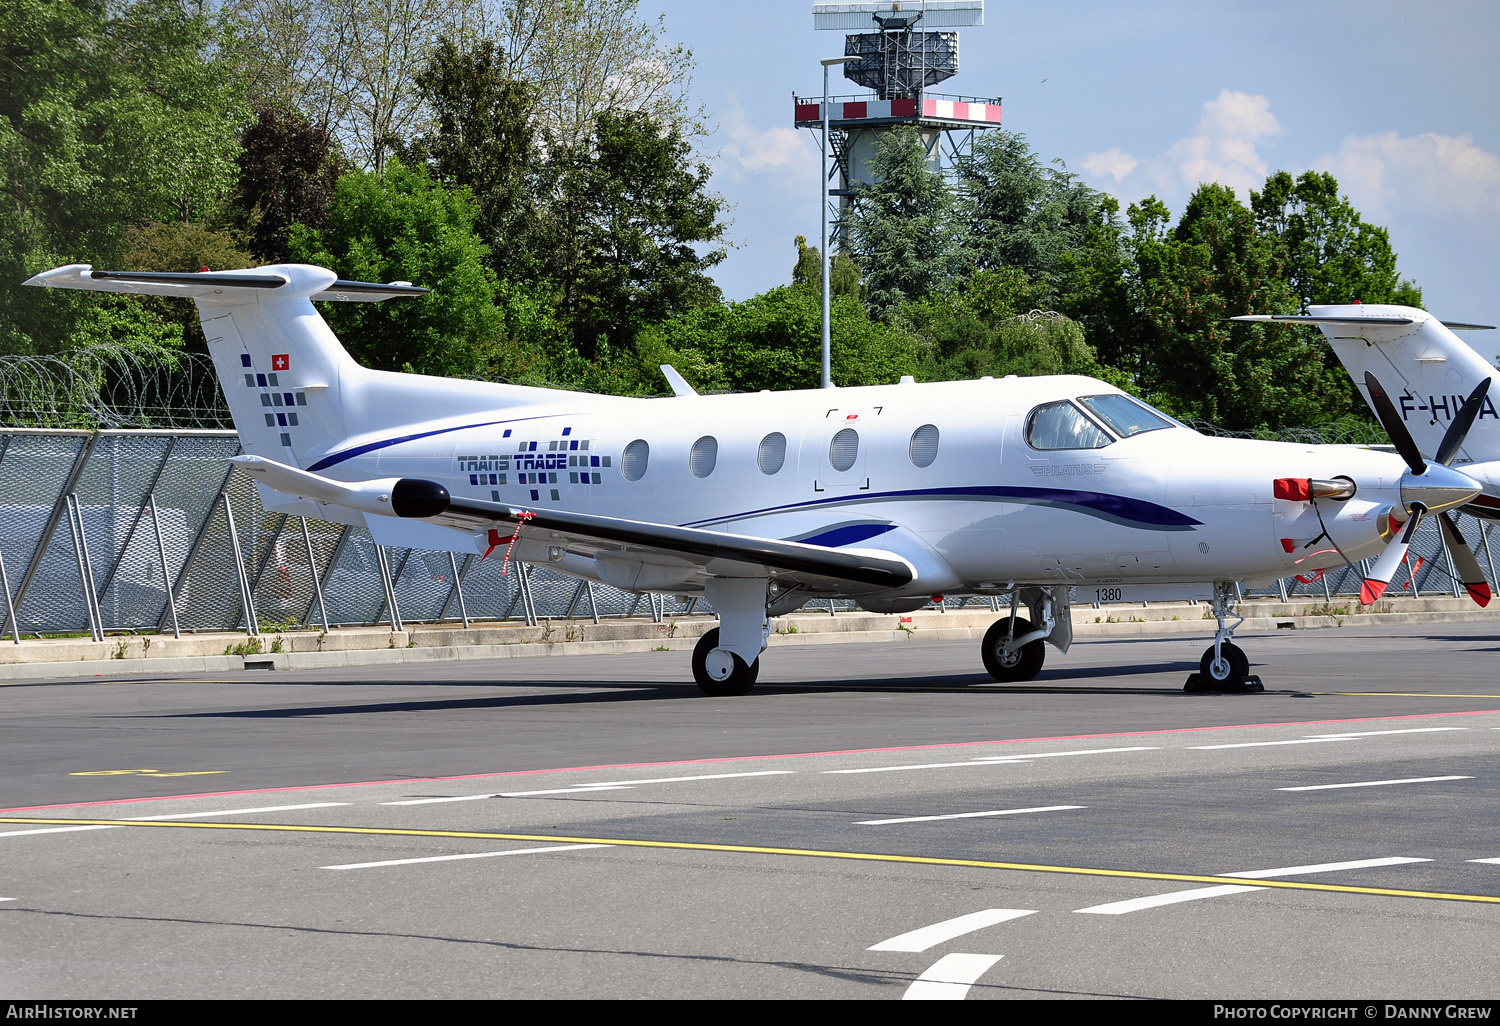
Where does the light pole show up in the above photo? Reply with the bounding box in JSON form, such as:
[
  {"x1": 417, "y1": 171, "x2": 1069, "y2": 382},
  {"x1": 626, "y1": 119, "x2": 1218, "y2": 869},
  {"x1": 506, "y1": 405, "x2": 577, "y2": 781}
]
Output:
[{"x1": 820, "y1": 55, "x2": 859, "y2": 389}]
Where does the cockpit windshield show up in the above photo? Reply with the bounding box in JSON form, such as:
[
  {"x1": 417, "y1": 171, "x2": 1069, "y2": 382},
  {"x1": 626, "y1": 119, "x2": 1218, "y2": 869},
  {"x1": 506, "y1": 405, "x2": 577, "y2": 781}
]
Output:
[
  {"x1": 1076, "y1": 394, "x2": 1177, "y2": 438},
  {"x1": 1025, "y1": 400, "x2": 1112, "y2": 450}
]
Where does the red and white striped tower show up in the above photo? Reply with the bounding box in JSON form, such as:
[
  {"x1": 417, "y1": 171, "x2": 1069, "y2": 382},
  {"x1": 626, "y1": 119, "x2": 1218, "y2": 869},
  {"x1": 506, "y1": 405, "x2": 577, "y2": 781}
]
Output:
[{"x1": 796, "y1": 2, "x2": 999, "y2": 225}]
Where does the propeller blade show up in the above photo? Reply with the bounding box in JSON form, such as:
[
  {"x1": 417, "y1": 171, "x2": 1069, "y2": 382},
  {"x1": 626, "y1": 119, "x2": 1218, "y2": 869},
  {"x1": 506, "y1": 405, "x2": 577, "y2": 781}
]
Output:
[
  {"x1": 1361, "y1": 505, "x2": 1426, "y2": 604},
  {"x1": 1439, "y1": 511, "x2": 1492, "y2": 607},
  {"x1": 1434, "y1": 378, "x2": 1492, "y2": 467},
  {"x1": 1364, "y1": 372, "x2": 1427, "y2": 476}
]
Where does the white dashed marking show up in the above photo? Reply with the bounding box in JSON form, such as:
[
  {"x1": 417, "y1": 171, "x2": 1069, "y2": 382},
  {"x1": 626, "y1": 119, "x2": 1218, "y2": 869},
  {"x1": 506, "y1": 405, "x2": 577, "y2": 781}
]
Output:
[
  {"x1": 869, "y1": 909, "x2": 1035, "y2": 952},
  {"x1": 902, "y1": 953, "x2": 1005, "y2": 1000}
]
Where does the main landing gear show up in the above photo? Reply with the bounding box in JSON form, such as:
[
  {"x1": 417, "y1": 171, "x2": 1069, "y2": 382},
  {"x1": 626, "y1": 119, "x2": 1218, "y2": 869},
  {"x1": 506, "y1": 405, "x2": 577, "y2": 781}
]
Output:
[
  {"x1": 691, "y1": 577, "x2": 769, "y2": 697},
  {"x1": 1185, "y1": 582, "x2": 1264, "y2": 693},
  {"x1": 981, "y1": 586, "x2": 1069, "y2": 683}
]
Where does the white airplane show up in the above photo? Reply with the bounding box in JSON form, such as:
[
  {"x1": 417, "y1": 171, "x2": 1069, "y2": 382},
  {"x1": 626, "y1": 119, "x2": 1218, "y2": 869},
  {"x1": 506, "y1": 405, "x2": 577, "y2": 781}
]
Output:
[
  {"x1": 26, "y1": 263, "x2": 1489, "y2": 693},
  {"x1": 1235, "y1": 307, "x2": 1499, "y2": 606}
]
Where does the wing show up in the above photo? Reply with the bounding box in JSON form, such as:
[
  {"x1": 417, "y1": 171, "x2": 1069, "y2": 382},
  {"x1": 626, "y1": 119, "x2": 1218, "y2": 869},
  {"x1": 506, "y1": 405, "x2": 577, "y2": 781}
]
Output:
[{"x1": 233, "y1": 456, "x2": 914, "y2": 590}]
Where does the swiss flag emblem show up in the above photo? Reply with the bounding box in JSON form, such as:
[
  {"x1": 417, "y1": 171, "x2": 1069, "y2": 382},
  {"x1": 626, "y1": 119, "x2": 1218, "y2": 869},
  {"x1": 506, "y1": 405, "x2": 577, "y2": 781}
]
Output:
[{"x1": 271, "y1": 353, "x2": 290, "y2": 371}]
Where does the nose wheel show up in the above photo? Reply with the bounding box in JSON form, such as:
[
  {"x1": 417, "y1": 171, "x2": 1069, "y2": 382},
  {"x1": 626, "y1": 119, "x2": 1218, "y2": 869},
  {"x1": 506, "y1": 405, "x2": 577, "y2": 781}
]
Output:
[{"x1": 1184, "y1": 584, "x2": 1264, "y2": 693}]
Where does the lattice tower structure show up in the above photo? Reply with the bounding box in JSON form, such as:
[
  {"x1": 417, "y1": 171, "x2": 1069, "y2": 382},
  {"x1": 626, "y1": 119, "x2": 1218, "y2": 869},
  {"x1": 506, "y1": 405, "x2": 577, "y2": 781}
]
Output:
[{"x1": 797, "y1": 2, "x2": 998, "y2": 234}]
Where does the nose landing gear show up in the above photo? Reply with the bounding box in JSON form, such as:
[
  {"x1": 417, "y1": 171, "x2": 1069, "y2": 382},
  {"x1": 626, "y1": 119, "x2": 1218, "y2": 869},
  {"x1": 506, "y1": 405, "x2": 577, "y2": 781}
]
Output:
[{"x1": 1185, "y1": 582, "x2": 1264, "y2": 693}]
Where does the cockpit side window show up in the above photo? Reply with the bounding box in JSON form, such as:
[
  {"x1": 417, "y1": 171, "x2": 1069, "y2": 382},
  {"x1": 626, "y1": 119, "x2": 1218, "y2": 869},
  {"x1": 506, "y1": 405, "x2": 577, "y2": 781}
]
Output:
[
  {"x1": 1025, "y1": 400, "x2": 1113, "y2": 450},
  {"x1": 1076, "y1": 394, "x2": 1176, "y2": 438}
]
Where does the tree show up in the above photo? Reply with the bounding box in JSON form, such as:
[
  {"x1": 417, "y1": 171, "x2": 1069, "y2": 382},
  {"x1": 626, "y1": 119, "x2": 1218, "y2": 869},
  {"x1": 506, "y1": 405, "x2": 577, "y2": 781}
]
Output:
[
  {"x1": 845, "y1": 128, "x2": 970, "y2": 317},
  {"x1": 544, "y1": 110, "x2": 726, "y2": 361},
  {"x1": 1252, "y1": 169, "x2": 1422, "y2": 310},
  {"x1": 400, "y1": 38, "x2": 546, "y2": 281},
  {"x1": 791, "y1": 235, "x2": 860, "y2": 299},
  {"x1": 637, "y1": 286, "x2": 922, "y2": 394},
  {"x1": 288, "y1": 159, "x2": 503, "y2": 379},
  {"x1": 1126, "y1": 185, "x2": 1342, "y2": 430},
  {"x1": 0, "y1": 0, "x2": 249, "y2": 354},
  {"x1": 957, "y1": 130, "x2": 1109, "y2": 285},
  {"x1": 235, "y1": 102, "x2": 345, "y2": 264},
  {"x1": 466, "y1": 0, "x2": 703, "y2": 151}
]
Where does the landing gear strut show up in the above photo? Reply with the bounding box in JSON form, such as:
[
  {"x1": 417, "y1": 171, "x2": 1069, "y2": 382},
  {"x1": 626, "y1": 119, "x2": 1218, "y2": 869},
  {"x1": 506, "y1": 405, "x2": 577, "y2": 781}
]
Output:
[
  {"x1": 1185, "y1": 582, "x2": 1263, "y2": 693},
  {"x1": 691, "y1": 577, "x2": 769, "y2": 696},
  {"x1": 980, "y1": 587, "x2": 1065, "y2": 683}
]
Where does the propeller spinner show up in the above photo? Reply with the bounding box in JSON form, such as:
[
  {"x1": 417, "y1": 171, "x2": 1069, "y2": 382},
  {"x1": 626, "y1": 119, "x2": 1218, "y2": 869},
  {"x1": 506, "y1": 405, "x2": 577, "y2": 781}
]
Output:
[{"x1": 1359, "y1": 372, "x2": 1488, "y2": 605}]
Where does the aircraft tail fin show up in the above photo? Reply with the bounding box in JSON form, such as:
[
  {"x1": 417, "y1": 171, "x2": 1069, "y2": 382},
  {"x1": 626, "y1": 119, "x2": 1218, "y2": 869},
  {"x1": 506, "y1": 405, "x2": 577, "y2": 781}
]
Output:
[
  {"x1": 24, "y1": 264, "x2": 423, "y2": 473},
  {"x1": 1236, "y1": 306, "x2": 1500, "y2": 463}
]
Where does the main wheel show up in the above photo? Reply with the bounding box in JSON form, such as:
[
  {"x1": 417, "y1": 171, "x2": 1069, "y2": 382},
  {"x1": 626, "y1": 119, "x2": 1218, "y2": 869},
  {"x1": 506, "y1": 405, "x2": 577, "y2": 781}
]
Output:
[
  {"x1": 981, "y1": 616, "x2": 1045, "y2": 682},
  {"x1": 691, "y1": 627, "x2": 760, "y2": 696},
  {"x1": 1198, "y1": 642, "x2": 1250, "y2": 688}
]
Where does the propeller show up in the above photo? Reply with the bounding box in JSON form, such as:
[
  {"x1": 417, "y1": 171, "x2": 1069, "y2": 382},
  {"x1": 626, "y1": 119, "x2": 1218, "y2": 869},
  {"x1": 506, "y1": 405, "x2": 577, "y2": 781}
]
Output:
[{"x1": 1359, "y1": 372, "x2": 1489, "y2": 605}]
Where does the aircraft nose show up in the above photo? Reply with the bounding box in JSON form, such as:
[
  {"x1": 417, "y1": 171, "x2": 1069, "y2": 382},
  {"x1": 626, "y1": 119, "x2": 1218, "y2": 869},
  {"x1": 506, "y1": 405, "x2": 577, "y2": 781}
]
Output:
[{"x1": 1401, "y1": 463, "x2": 1482, "y2": 516}]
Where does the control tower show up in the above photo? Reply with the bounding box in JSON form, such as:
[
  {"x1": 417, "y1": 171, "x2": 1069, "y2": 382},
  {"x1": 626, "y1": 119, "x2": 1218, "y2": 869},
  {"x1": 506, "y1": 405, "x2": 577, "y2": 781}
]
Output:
[{"x1": 795, "y1": 1, "x2": 998, "y2": 214}]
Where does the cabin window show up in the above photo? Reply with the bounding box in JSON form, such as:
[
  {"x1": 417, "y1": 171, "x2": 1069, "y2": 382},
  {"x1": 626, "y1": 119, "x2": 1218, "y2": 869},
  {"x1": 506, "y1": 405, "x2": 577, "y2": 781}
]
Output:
[
  {"x1": 829, "y1": 427, "x2": 859, "y2": 471},
  {"x1": 689, "y1": 435, "x2": 718, "y2": 478},
  {"x1": 621, "y1": 439, "x2": 649, "y2": 481},
  {"x1": 1025, "y1": 401, "x2": 1112, "y2": 451},
  {"x1": 909, "y1": 424, "x2": 939, "y2": 467},
  {"x1": 758, "y1": 432, "x2": 786, "y2": 475},
  {"x1": 1076, "y1": 394, "x2": 1176, "y2": 438}
]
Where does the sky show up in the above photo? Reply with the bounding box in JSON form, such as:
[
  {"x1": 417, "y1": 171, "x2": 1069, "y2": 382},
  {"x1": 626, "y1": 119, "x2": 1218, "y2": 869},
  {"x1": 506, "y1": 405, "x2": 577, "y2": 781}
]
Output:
[{"x1": 648, "y1": 0, "x2": 1500, "y2": 330}]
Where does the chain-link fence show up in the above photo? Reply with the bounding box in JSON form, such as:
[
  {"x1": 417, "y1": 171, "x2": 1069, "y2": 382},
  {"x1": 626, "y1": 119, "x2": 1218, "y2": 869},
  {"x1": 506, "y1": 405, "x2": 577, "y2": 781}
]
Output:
[{"x1": 1, "y1": 428, "x2": 1495, "y2": 641}]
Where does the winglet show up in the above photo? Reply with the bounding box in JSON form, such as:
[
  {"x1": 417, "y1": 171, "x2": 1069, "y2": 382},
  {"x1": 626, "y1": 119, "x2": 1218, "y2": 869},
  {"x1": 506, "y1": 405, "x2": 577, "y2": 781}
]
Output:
[{"x1": 660, "y1": 365, "x2": 699, "y2": 397}]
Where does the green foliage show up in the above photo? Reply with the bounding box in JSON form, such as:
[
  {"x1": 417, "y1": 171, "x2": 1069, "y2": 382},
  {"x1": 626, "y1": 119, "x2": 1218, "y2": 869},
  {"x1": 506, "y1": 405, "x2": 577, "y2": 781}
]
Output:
[
  {"x1": 638, "y1": 286, "x2": 922, "y2": 393},
  {"x1": 958, "y1": 130, "x2": 1110, "y2": 286},
  {"x1": 896, "y1": 268, "x2": 1114, "y2": 383},
  {"x1": 1125, "y1": 184, "x2": 1345, "y2": 430},
  {"x1": 288, "y1": 159, "x2": 503, "y2": 379},
  {"x1": 0, "y1": 0, "x2": 250, "y2": 355},
  {"x1": 544, "y1": 110, "x2": 727, "y2": 360},
  {"x1": 402, "y1": 38, "x2": 546, "y2": 282},
  {"x1": 846, "y1": 128, "x2": 970, "y2": 317},
  {"x1": 791, "y1": 235, "x2": 861, "y2": 299},
  {"x1": 1252, "y1": 170, "x2": 1422, "y2": 310},
  {"x1": 234, "y1": 102, "x2": 345, "y2": 264}
]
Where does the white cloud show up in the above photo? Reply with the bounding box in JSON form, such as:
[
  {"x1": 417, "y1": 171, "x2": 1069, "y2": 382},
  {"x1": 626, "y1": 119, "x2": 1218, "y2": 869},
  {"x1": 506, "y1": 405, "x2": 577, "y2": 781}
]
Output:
[
  {"x1": 1082, "y1": 146, "x2": 1137, "y2": 181},
  {"x1": 1163, "y1": 90, "x2": 1283, "y2": 197},
  {"x1": 1079, "y1": 90, "x2": 1284, "y2": 205},
  {"x1": 1314, "y1": 131, "x2": 1500, "y2": 227},
  {"x1": 713, "y1": 92, "x2": 819, "y2": 186}
]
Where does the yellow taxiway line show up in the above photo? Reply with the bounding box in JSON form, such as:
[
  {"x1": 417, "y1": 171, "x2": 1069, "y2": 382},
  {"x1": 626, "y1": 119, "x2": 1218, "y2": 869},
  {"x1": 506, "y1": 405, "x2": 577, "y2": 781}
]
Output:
[{"x1": 4, "y1": 816, "x2": 1498, "y2": 906}]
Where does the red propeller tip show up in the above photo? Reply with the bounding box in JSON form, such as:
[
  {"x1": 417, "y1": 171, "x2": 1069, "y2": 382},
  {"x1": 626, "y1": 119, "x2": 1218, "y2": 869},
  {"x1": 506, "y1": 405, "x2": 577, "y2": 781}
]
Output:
[{"x1": 1360, "y1": 579, "x2": 1388, "y2": 605}]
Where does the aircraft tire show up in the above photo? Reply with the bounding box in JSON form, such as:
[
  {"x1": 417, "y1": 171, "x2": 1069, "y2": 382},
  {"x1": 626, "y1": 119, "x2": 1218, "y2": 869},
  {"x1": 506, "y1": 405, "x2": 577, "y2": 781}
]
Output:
[
  {"x1": 692, "y1": 628, "x2": 759, "y2": 696},
  {"x1": 981, "y1": 616, "x2": 1045, "y2": 682},
  {"x1": 1198, "y1": 642, "x2": 1250, "y2": 688}
]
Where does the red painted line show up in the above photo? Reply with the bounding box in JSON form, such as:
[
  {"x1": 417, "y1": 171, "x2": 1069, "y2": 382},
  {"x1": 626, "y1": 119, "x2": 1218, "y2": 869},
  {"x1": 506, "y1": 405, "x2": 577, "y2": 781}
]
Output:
[{"x1": 5, "y1": 708, "x2": 1496, "y2": 816}]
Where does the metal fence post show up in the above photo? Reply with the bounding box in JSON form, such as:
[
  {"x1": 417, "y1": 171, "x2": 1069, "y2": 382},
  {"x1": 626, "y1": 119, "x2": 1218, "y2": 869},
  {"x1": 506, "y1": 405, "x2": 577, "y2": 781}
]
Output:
[
  {"x1": 156, "y1": 453, "x2": 238, "y2": 635},
  {"x1": 300, "y1": 517, "x2": 329, "y2": 633},
  {"x1": 373, "y1": 545, "x2": 402, "y2": 632},
  {"x1": 302, "y1": 523, "x2": 350, "y2": 629},
  {"x1": 221, "y1": 492, "x2": 258, "y2": 636},
  {"x1": 149, "y1": 494, "x2": 181, "y2": 639},
  {"x1": 1480, "y1": 520, "x2": 1499, "y2": 589},
  {"x1": 0, "y1": 549, "x2": 20, "y2": 644},
  {"x1": 91, "y1": 435, "x2": 176, "y2": 617},
  {"x1": 586, "y1": 581, "x2": 600, "y2": 625},
  {"x1": 1276, "y1": 577, "x2": 1288, "y2": 602},
  {"x1": 447, "y1": 551, "x2": 470, "y2": 628},
  {"x1": 65, "y1": 494, "x2": 102, "y2": 642},
  {"x1": 518, "y1": 562, "x2": 538, "y2": 626},
  {"x1": 12, "y1": 432, "x2": 100, "y2": 617}
]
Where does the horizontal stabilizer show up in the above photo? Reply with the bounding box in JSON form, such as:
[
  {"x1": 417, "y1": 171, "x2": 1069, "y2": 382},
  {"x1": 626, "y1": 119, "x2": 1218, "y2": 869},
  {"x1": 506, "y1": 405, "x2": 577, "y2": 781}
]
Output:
[
  {"x1": 24, "y1": 264, "x2": 427, "y2": 303},
  {"x1": 1232, "y1": 314, "x2": 1494, "y2": 330}
]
